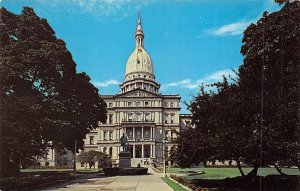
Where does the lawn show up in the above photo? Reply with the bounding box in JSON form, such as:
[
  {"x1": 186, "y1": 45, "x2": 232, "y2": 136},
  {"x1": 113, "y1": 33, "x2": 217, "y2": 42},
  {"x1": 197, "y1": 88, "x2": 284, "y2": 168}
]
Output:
[
  {"x1": 167, "y1": 167, "x2": 300, "y2": 180},
  {"x1": 162, "y1": 177, "x2": 187, "y2": 191}
]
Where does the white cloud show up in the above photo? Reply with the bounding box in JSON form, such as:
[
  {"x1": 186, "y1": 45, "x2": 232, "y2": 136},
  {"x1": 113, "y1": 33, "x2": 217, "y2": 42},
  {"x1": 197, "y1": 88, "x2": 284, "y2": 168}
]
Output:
[
  {"x1": 162, "y1": 69, "x2": 236, "y2": 90},
  {"x1": 92, "y1": 80, "x2": 120, "y2": 87},
  {"x1": 206, "y1": 21, "x2": 252, "y2": 36}
]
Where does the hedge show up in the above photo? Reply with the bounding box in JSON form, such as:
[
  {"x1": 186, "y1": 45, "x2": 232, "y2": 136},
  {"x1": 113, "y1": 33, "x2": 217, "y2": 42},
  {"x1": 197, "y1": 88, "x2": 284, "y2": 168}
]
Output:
[{"x1": 103, "y1": 167, "x2": 148, "y2": 176}]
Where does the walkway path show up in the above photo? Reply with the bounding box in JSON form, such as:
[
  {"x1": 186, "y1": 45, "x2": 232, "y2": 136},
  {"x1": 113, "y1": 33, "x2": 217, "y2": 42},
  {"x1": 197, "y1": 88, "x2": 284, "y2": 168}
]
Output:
[{"x1": 40, "y1": 168, "x2": 172, "y2": 191}]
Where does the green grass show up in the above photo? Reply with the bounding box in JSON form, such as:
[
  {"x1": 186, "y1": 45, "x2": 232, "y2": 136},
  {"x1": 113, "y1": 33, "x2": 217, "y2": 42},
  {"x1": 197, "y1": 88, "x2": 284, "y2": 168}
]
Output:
[
  {"x1": 167, "y1": 167, "x2": 300, "y2": 180},
  {"x1": 162, "y1": 177, "x2": 188, "y2": 191}
]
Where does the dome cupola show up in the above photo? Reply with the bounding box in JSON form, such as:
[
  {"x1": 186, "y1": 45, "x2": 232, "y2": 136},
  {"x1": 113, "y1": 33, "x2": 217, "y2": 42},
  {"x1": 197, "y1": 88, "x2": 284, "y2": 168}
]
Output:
[{"x1": 120, "y1": 14, "x2": 160, "y2": 94}]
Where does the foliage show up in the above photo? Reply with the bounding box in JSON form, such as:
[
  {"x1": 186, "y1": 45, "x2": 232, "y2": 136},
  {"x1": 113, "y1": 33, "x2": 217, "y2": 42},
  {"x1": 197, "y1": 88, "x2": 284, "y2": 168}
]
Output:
[
  {"x1": 77, "y1": 150, "x2": 111, "y2": 169},
  {"x1": 173, "y1": 1, "x2": 300, "y2": 176},
  {"x1": 239, "y1": 1, "x2": 300, "y2": 173},
  {"x1": 0, "y1": 7, "x2": 107, "y2": 177},
  {"x1": 102, "y1": 167, "x2": 148, "y2": 176}
]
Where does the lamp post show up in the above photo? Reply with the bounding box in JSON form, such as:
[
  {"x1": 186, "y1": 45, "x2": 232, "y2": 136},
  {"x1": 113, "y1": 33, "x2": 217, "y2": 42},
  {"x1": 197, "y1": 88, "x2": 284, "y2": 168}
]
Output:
[
  {"x1": 162, "y1": 139, "x2": 166, "y2": 177},
  {"x1": 73, "y1": 138, "x2": 77, "y2": 175}
]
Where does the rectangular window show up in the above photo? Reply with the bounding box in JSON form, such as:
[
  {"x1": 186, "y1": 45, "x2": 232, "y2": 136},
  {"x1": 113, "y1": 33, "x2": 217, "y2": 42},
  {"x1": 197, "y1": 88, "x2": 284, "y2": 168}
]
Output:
[
  {"x1": 128, "y1": 102, "x2": 132, "y2": 107},
  {"x1": 136, "y1": 102, "x2": 141, "y2": 107},
  {"x1": 103, "y1": 131, "x2": 107, "y2": 140},
  {"x1": 144, "y1": 127, "x2": 150, "y2": 139},
  {"x1": 165, "y1": 130, "x2": 169, "y2": 140},
  {"x1": 128, "y1": 113, "x2": 133, "y2": 121},
  {"x1": 109, "y1": 131, "x2": 113, "y2": 140},
  {"x1": 145, "y1": 113, "x2": 150, "y2": 122},
  {"x1": 127, "y1": 128, "x2": 133, "y2": 139},
  {"x1": 137, "y1": 113, "x2": 142, "y2": 121},
  {"x1": 108, "y1": 114, "x2": 113, "y2": 124},
  {"x1": 164, "y1": 114, "x2": 168, "y2": 124},
  {"x1": 144, "y1": 101, "x2": 149, "y2": 106},
  {"x1": 108, "y1": 102, "x2": 113, "y2": 108},
  {"x1": 170, "y1": 102, "x2": 174, "y2": 107},
  {"x1": 171, "y1": 114, "x2": 174, "y2": 124},
  {"x1": 90, "y1": 136, "x2": 94, "y2": 144}
]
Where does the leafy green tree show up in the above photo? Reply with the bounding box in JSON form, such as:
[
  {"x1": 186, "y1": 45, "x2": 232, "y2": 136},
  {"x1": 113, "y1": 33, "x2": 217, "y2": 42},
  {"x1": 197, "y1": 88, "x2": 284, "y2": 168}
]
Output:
[
  {"x1": 77, "y1": 150, "x2": 111, "y2": 169},
  {"x1": 239, "y1": 2, "x2": 300, "y2": 175},
  {"x1": 0, "y1": 7, "x2": 107, "y2": 177},
  {"x1": 174, "y1": 2, "x2": 300, "y2": 176}
]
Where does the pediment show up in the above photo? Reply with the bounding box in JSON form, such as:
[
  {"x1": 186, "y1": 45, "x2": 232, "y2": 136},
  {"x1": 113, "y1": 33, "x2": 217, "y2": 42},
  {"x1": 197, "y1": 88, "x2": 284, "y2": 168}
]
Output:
[{"x1": 116, "y1": 88, "x2": 161, "y2": 98}]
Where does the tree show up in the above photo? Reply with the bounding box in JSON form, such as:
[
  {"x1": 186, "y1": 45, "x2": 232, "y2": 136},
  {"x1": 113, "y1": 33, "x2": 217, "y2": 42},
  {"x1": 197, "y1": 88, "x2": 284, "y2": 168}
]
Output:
[
  {"x1": 174, "y1": 2, "x2": 300, "y2": 176},
  {"x1": 77, "y1": 150, "x2": 111, "y2": 169},
  {"x1": 0, "y1": 7, "x2": 107, "y2": 177},
  {"x1": 239, "y1": 2, "x2": 300, "y2": 175}
]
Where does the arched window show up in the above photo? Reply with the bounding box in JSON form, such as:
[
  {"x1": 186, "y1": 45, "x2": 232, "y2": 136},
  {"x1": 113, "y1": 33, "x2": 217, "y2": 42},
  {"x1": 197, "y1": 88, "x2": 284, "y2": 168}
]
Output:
[{"x1": 103, "y1": 147, "x2": 107, "y2": 154}]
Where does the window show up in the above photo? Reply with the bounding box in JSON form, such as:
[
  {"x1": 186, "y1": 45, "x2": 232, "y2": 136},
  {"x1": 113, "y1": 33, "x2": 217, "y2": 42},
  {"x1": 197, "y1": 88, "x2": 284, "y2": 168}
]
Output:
[
  {"x1": 170, "y1": 102, "x2": 174, "y2": 107},
  {"x1": 165, "y1": 130, "x2": 169, "y2": 140},
  {"x1": 103, "y1": 147, "x2": 107, "y2": 153},
  {"x1": 128, "y1": 113, "x2": 133, "y2": 121},
  {"x1": 144, "y1": 101, "x2": 149, "y2": 106},
  {"x1": 144, "y1": 127, "x2": 150, "y2": 139},
  {"x1": 136, "y1": 113, "x2": 142, "y2": 121},
  {"x1": 136, "y1": 102, "x2": 141, "y2": 107},
  {"x1": 90, "y1": 136, "x2": 94, "y2": 144},
  {"x1": 145, "y1": 113, "x2": 150, "y2": 122},
  {"x1": 170, "y1": 114, "x2": 174, "y2": 124},
  {"x1": 171, "y1": 131, "x2": 175, "y2": 140},
  {"x1": 127, "y1": 128, "x2": 133, "y2": 139},
  {"x1": 165, "y1": 101, "x2": 168, "y2": 107},
  {"x1": 108, "y1": 114, "x2": 113, "y2": 124},
  {"x1": 164, "y1": 114, "x2": 168, "y2": 124},
  {"x1": 109, "y1": 147, "x2": 113, "y2": 156},
  {"x1": 109, "y1": 131, "x2": 113, "y2": 140},
  {"x1": 108, "y1": 102, "x2": 113, "y2": 108},
  {"x1": 136, "y1": 128, "x2": 141, "y2": 140},
  {"x1": 103, "y1": 131, "x2": 107, "y2": 140},
  {"x1": 128, "y1": 102, "x2": 132, "y2": 107}
]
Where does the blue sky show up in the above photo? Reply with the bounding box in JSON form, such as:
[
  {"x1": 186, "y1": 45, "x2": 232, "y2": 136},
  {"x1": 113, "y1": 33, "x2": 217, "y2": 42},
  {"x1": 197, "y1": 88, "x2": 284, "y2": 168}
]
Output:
[{"x1": 0, "y1": 0, "x2": 281, "y2": 113}]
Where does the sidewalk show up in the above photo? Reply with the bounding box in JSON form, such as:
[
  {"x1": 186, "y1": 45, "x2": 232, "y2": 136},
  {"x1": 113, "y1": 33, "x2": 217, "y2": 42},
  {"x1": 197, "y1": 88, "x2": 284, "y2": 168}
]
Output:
[
  {"x1": 39, "y1": 168, "x2": 172, "y2": 191},
  {"x1": 101, "y1": 168, "x2": 172, "y2": 191}
]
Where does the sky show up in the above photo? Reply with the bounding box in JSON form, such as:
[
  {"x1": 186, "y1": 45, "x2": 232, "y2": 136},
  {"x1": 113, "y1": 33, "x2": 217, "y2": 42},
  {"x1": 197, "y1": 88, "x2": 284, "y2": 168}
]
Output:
[{"x1": 0, "y1": 0, "x2": 282, "y2": 113}]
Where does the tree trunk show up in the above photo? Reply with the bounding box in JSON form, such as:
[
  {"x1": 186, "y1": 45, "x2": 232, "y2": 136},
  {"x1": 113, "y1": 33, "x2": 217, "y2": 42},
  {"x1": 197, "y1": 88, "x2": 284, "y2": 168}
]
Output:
[
  {"x1": 236, "y1": 158, "x2": 245, "y2": 176},
  {"x1": 247, "y1": 164, "x2": 259, "y2": 177},
  {"x1": 272, "y1": 163, "x2": 287, "y2": 175}
]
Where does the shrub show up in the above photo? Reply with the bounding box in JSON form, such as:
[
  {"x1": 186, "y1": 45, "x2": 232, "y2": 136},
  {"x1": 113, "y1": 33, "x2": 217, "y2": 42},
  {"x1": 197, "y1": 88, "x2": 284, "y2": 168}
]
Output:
[{"x1": 103, "y1": 167, "x2": 148, "y2": 176}]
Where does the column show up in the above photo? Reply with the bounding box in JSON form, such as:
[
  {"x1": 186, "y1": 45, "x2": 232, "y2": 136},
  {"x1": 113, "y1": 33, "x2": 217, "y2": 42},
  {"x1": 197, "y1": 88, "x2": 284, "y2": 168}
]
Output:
[
  {"x1": 133, "y1": 145, "x2": 136, "y2": 158},
  {"x1": 133, "y1": 127, "x2": 135, "y2": 140},
  {"x1": 153, "y1": 144, "x2": 156, "y2": 158},
  {"x1": 141, "y1": 127, "x2": 144, "y2": 140},
  {"x1": 142, "y1": 144, "x2": 144, "y2": 158},
  {"x1": 150, "y1": 145, "x2": 153, "y2": 157}
]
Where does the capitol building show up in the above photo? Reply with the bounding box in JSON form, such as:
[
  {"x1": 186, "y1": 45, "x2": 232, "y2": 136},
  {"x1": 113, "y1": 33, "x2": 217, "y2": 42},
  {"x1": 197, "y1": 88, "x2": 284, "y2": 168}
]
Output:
[
  {"x1": 82, "y1": 15, "x2": 192, "y2": 167},
  {"x1": 38, "y1": 15, "x2": 192, "y2": 167}
]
